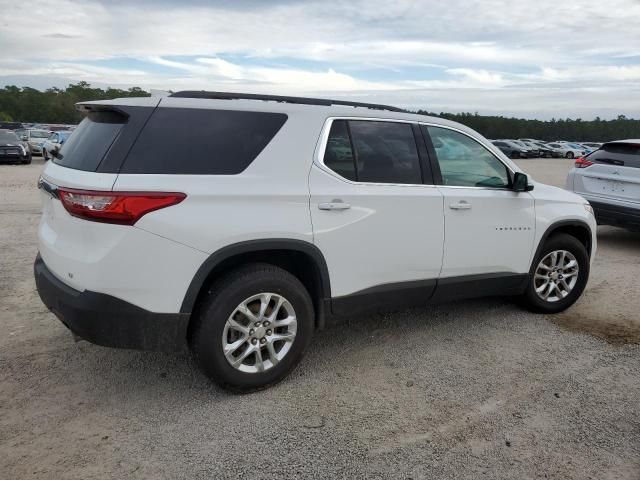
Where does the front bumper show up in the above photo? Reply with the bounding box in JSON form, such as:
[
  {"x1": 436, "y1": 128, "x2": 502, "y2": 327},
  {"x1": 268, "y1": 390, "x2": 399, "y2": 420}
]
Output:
[
  {"x1": 589, "y1": 201, "x2": 640, "y2": 230},
  {"x1": 34, "y1": 254, "x2": 190, "y2": 352},
  {"x1": 0, "y1": 153, "x2": 30, "y2": 162}
]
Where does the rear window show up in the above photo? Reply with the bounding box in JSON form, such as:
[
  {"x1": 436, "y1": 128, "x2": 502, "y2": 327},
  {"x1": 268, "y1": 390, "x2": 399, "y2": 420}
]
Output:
[
  {"x1": 589, "y1": 142, "x2": 640, "y2": 168},
  {"x1": 120, "y1": 108, "x2": 287, "y2": 174},
  {"x1": 54, "y1": 111, "x2": 125, "y2": 171},
  {"x1": 600, "y1": 143, "x2": 640, "y2": 156}
]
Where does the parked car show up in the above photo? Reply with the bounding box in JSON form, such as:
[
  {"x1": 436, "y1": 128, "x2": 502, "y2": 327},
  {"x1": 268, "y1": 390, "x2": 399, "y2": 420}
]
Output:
[
  {"x1": 581, "y1": 142, "x2": 602, "y2": 151},
  {"x1": 35, "y1": 92, "x2": 597, "y2": 392},
  {"x1": 529, "y1": 141, "x2": 556, "y2": 158},
  {"x1": 567, "y1": 140, "x2": 640, "y2": 231},
  {"x1": 0, "y1": 129, "x2": 31, "y2": 164},
  {"x1": 546, "y1": 142, "x2": 585, "y2": 159},
  {"x1": 42, "y1": 130, "x2": 72, "y2": 160},
  {"x1": 491, "y1": 140, "x2": 528, "y2": 158},
  {"x1": 507, "y1": 139, "x2": 538, "y2": 157},
  {"x1": 15, "y1": 129, "x2": 50, "y2": 155}
]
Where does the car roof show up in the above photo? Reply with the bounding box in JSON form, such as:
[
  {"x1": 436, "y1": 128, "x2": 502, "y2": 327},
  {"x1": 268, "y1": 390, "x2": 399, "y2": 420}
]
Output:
[
  {"x1": 76, "y1": 94, "x2": 478, "y2": 139},
  {"x1": 605, "y1": 139, "x2": 640, "y2": 144}
]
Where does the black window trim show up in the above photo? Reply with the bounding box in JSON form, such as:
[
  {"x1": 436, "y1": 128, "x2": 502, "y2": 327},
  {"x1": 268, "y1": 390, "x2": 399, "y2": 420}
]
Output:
[
  {"x1": 316, "y1": 117, "x2": 435, "y2": 187},
  {"x1": 419, "y1": 123, "x2": 516, "y2": 190}
]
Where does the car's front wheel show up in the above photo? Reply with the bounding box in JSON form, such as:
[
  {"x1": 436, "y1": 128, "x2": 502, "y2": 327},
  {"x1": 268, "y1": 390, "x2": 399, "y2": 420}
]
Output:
[
  {"x1": 189, "y1": 263, "x2": 314, "y2": 392},
  {"x1": 522, "y1": 233, "x2": 589, "y2": 313},
  {"x1": 566, "y1": 151, "x2": 574, "y2": 159}
]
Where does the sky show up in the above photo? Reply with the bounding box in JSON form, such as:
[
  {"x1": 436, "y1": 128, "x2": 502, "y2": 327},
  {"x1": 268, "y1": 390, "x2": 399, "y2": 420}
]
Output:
[{"x1": 1, "y1": 0, "x2": 639, "y2": 119}]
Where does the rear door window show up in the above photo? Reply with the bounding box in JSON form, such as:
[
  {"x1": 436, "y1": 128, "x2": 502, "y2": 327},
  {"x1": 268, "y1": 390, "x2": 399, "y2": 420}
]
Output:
[
  {"x1": 121, "y1": 108, "x2": 287, "y2": 174},
  {"x1": 322, "y1": 119, "x2": 423, "y2": 185},
  {"x1": 54, "y1": 111, "x2": 125, "y2": 171},
  {"x1": 323, "y1": 120, "x2": 356, "y2": 181}
]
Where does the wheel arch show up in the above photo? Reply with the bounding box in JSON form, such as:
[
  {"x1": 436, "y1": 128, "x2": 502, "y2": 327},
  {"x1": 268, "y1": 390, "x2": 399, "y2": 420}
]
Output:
[
  {"x1": 531, "y1": 220, "x2": 593, "y2": 271},
  {"x1": 181, "y1": 239, "x2": 332, "y2": 329}
]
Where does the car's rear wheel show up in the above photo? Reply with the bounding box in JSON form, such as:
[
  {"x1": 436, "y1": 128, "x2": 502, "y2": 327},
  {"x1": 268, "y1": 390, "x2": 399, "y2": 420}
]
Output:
[
  {"x1": 189, "y1": 263, "x2": 314, "y2": 392},
  {"x1": 42, "y1": 149, "x2": 48, "y2": 161},
  {"x1": 566, "y1": 151, "x2": 574, "y2": 159},
  {"x1": 521, "y1": 233, "x2": 589, "y2": 313},
  {"x1": 510, "y1": 151, "x2": 519, "y2": 159}
]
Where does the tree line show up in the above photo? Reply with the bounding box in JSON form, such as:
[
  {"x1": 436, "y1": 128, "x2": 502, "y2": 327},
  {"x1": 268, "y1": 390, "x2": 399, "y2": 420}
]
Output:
[
  {"x1": 0, "y1": 82, "x2": 637, "y2": 141},
  {"x1": 0, "y1": 82, "x2": 150, "y2": 124}
]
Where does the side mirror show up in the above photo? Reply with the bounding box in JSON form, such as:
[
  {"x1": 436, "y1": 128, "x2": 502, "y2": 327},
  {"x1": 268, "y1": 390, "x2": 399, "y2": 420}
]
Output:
[
  {"x1": 21, "y1": 135, "x2": 28, "y2": 141},
  {"x1": 513, "y1": 172, "x2": 534, "y2": 192}
]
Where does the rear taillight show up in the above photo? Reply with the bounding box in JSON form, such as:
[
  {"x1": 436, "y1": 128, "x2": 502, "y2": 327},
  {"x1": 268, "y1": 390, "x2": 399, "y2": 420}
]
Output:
[
  {"x1": 574, "y1": 157, "x2": 593, "y2": 169},
  {"x1": 57, "y1": 189, "x2": 186, "y2": 225}
]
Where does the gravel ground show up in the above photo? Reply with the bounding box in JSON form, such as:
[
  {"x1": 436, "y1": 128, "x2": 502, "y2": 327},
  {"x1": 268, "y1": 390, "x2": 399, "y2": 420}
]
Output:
[{"x1": 1, "y1": 157, "x2": 639, "y2": 479}]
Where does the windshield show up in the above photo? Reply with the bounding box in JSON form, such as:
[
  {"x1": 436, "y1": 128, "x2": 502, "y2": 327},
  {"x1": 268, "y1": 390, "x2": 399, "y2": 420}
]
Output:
[
  {"x1": 30, "y1": 130, "x2": 49, "y2": 138},
  {"x1": 0, "y1": 131, "x2": 19, "y2": 142}
]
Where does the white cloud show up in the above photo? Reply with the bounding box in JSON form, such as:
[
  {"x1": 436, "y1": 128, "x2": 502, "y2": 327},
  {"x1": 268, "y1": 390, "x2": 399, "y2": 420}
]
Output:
[{"x1": 0, "y1": 0, "x2": 639, "y2": 118}]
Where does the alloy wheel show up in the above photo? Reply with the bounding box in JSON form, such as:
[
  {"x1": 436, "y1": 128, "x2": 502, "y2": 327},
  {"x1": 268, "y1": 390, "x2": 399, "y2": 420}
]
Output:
[
  {"x1": 222, "y1": 293, "x2": 297, "y2": 373},
  {"x1": 534, "y1": 250, "x2": 579, "y2": 302}
]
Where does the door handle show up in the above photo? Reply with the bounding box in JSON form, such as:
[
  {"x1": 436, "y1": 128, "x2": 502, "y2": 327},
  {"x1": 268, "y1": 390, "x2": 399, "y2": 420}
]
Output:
[
  {"x1": 318, "y1": 201, "x2": 351, "y2": 211},
  {"x1": 449, "y1": 201, "x2": 471, "y2": 210}
]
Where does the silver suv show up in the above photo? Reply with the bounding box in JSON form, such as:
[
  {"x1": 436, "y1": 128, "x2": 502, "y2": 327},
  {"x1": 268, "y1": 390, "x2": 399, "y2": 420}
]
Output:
[{"x1": 567, "y1": 140, "x2": 640, "y2": 231}]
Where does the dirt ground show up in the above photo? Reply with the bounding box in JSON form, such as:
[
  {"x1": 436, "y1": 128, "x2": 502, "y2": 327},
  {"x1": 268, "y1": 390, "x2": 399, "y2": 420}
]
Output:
[
  {"x1": 1, "y1": 157, "x2": 638, "y2": 479},
  {"x1": 516, "y1": 158, "x2": 640, "y2": 345}
]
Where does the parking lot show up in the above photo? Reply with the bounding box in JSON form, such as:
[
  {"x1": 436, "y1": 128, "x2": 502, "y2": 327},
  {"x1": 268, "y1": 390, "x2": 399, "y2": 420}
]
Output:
[{"x1": 1, "y1": 157, "x2": 638, "y2": 479}]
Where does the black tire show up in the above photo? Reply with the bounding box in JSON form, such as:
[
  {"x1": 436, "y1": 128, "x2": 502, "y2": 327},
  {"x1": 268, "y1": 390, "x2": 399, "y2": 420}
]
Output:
[
  {"x1": 189, "y1": 263, "x2": 314, "y2": 392},
  {"x1": 42, "y1": 149, "x2": 48, "y2": 161},
  {"x1": 566, "y1": 151, "x2": 574, "y2": 159},
  {"x1": 510, "y1": 150, "x2": 519, "y2": 159},
  {"x1": 521, "y1": 233, "x2": 589, "y2": 313},
  {"x1": 22, "y1": 154, "x2": 32, "y2": 165}
]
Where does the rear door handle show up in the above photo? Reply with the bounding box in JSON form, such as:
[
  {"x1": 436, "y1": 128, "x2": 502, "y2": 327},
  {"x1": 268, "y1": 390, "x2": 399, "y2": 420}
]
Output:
[
  {"x1": 318, "y1": 201, "x2": 351, "y2": 211},
  {"x1": 449, "y1": 201, "x2": 471, "y2": 210}
]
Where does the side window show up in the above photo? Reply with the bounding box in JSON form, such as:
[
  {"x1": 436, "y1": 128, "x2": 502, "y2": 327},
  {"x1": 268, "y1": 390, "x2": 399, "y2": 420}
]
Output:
[
  {"x1": 322, "y1": 120, "x2": 423, "y2": 184},
  {"x1": 426, "y1": 126, "x2": 510, "y2": 188},
  {"x1": 323, "y1": 120, "x2": 356, "y2": 181},
  {"x1": 121, "y1": 108, "x2": 287, "y2": 174}
]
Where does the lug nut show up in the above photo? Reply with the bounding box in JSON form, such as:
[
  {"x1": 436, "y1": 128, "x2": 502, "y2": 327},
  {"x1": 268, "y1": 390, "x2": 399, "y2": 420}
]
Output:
[
  {"x1": 266, "y1": 329, "x2": 272, "y2": 336},
  {"x1": 249, "y1": 329, "x2": 255, "y2": 335},
  {"x1": 251, "y1": 338, "x2": 257, "y2": 345},
  {"x1": 260, "y1": 338, "x2": 266, "y2": 344},
  {"x1": 263, "y1": 321, "x2": 270, "y2": 327},
  {"x1": 255, "y1": 322, "x2": 261, "y2": 327}
]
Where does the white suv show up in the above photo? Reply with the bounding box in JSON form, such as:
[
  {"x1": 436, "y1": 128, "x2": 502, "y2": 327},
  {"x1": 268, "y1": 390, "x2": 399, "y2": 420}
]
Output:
[
  {"x1": 567, "y1": 140, "x2": 640, "y2": 231},
  {"x1": 35, "y1": 92, "x2": 597, "y2": 392}
]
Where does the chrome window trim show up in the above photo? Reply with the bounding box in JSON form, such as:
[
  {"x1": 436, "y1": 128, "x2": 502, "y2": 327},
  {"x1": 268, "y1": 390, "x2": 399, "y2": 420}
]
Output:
[{"x1": 314, "y1": 116, "x2": 515, "y2": 190}]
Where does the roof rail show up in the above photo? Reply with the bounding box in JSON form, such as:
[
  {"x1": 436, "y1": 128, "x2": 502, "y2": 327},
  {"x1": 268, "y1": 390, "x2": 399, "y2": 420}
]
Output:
[{"x1": 168, "y1": 91, "x2": 406, "y2": 113}]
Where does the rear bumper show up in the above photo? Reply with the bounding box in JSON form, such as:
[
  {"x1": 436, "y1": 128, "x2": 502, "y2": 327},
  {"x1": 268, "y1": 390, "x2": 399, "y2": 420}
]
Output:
[
  {"x1": 589, "y1": 200, "x2": 640, "y2": 230},
  {"x1": 34, "y1": 254, "x2": 190, "y2": 352}
]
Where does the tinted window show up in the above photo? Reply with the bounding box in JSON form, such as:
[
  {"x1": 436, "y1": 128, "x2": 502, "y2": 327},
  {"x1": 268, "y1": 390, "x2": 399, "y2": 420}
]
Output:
[
  {"x1": 54, "y1": 111, "x2": 124, "y2": 171},
  {"x1": 323, "y1": 120, "x2": 356, "y2": 181},
  {"x1": 601, "y1": 143, "x2": 640, "y2": 156},
  {"x1": 427, "y1": 126, "x2": 510, "y2": 188},
  {"x1": 121, "y1": 108, "x2": 287, "y2": 174},
  {"x1": 349, "y1": 121, "x2": 422, "y2": 184},
  {"x1": 589, "y1": 143, "x2": 640, "y2": 168}
]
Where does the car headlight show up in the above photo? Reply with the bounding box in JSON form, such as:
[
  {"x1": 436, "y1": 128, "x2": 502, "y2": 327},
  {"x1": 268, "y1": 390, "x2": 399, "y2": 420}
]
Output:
[{"x1": 583, "y1": 204, "x2": 594, "y2": 215}]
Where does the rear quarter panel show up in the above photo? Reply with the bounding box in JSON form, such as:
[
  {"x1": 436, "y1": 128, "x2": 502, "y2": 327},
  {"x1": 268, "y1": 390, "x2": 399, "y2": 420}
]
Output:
[{"x1": 113, "y1": 108, "x2": 324, "y2": 255}]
